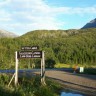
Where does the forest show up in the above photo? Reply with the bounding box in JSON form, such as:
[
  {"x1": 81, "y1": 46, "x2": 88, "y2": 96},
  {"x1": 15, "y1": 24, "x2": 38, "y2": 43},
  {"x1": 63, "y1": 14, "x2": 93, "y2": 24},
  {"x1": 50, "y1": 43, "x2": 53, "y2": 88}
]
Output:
[{"x1": 0, "y1": 28, "x2": 96, "y2": 69}]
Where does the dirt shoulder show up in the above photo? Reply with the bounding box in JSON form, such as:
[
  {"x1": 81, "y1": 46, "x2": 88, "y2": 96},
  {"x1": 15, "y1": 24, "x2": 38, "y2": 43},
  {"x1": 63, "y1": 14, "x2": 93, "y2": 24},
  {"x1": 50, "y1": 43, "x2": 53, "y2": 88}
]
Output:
[{"x1": 45, "y1": 70, "x2": 96, "y2": 96}]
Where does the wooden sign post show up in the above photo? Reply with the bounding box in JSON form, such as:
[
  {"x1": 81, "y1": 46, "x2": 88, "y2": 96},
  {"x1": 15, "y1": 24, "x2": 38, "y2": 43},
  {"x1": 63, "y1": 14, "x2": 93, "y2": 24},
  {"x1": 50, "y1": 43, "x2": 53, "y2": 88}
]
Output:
[
  {"x1": 15, "y1": 51, "x2": 19, "y2": 86},
  {"x1": 14, "y1": 48, "x2": 45, "y2": 86},
  {"x1": 41, "y1": 51, "x2": 46, "y2": 85}
]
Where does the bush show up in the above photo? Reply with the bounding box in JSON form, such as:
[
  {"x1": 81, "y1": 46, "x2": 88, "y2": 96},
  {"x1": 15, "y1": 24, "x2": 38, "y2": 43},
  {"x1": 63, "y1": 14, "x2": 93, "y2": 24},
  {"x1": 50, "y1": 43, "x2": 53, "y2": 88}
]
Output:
[{"x1": 84, "y1": 68, "x2": 96, "y2": 75}]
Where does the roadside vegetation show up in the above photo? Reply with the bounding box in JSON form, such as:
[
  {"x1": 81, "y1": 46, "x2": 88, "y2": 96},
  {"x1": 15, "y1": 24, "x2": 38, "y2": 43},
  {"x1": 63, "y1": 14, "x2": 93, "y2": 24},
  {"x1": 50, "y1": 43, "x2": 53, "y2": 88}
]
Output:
[
  {"x1": 84, "y1": 68, "x2": 96, "y2": 75},
  {"x1": 55, "y1": 63, "x2": 96, "y2": 75},
  {"x1": 0, "y1": 73, "x2": 62, "y2": 96}
]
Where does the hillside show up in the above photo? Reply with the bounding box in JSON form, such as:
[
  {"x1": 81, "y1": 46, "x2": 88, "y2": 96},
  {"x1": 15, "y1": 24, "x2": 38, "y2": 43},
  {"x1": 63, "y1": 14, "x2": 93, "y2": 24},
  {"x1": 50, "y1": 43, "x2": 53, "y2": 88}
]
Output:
[
  {"x1": 0, "y1": 29, "x2": 18, "y2": 38},
  {"x1": 0, "y1": 28, "x2": 96, "y2": 69},
  {"x1": 82, "y1": 18, "x2": 96, "y2": 29},
  {"x1": 20, "y1": 29, "x2": 80, "y2": 38}
]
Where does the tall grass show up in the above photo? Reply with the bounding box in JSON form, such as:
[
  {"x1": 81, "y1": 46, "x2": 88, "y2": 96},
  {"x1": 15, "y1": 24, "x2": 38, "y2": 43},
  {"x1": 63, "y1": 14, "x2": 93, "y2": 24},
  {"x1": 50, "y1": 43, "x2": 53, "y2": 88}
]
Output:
[{"x1": 0, "y1": 73, "x2": 62, "y2": 96}]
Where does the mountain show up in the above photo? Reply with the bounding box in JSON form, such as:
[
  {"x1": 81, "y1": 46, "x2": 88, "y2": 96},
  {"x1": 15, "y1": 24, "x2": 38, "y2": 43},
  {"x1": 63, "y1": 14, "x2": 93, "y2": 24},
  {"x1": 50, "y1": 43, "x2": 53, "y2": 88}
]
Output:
[
  {"x1": 82, "y1": 18, "x2": 96, "y2": 29},
  {"x1": 0, "y1": 29, "x2": 18, "y2": 38},
  {"x1": 20, "y1": 29, "x2": 80, "y2": 39}
]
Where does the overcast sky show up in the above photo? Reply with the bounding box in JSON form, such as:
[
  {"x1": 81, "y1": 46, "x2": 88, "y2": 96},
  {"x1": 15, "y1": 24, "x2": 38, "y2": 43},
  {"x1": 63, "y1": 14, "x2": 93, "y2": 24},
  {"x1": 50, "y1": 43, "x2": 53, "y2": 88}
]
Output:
[{"x1": 0, "y1": 0, "x2": 96, "y2": 35}]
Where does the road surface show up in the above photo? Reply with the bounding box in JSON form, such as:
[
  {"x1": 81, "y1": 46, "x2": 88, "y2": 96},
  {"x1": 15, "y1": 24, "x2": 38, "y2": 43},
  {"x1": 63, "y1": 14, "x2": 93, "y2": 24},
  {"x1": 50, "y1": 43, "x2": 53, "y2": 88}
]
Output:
[
  {"x1": 45, "y1": 70, "x2": 96, "y2": 96},
  {"x1": 0, "y1": 68, "x2": 96, "y2": 96}
]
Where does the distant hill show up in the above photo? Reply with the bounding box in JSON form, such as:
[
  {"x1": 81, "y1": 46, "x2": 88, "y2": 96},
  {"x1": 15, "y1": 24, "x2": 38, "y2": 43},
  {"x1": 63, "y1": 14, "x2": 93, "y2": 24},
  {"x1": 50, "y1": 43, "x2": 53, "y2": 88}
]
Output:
[
  {"x1": 0, "y1": 29, "x2": 18, "y2": 38},
  {"x1": 20, "y1": 29, "x2": 80, "y2": 39},
  {"x1": 82, "y1": 18, "x2": 96, "y2": 29},
  {"x1": 20, "y1": 28, "x2": 96, "y2": 40}
]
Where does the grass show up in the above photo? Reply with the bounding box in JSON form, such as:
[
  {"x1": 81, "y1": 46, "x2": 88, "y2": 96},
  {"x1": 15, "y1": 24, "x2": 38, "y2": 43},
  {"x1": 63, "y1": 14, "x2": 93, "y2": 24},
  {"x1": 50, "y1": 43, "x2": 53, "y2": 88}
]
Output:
[
  {"x1": 54, "y1": 63, "x2": 86, "y2": 68},
  {"x1": 55, "y1": 63, "x2": 96, "y2": 68},
  {"x1": 0, "y1": 73, "x2": 62, "y2": 96},
  {"x1": 54, "y1": 64, "x2": 71, "y2": 68}
]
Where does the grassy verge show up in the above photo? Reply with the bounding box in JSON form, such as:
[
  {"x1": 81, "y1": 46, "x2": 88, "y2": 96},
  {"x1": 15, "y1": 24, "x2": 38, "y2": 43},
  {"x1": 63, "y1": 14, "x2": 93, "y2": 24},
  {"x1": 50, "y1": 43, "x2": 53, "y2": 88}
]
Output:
[
  {"x1": 54, "y1": 64, "x2": 71, "y2": 68},
  {"x1": 0, "y1": 73, "x2": 62, "y2": 96},
  {"x1": 54, "y1": 63, "x2": 96, "y2": 69},
  {"x1": 54, "y1": 63, "x2": 96, "y2": 75}
]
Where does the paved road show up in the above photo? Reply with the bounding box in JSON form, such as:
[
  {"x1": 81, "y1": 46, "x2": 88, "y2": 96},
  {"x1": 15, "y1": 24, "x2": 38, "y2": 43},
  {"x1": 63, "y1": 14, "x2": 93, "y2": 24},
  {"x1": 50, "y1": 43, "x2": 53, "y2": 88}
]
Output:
[
  {"x1": 0, "y1": 68, "x2": 72, "y2": 73},
  {"x1": 45, "y1": 70, "x2": 96, "y2": 96},
  {"x1": 0, "y1": 68, "x2": 96, "y2": 96},
  {"x1": 31, "y1": 68, "x2": 96, "y2": 96}
]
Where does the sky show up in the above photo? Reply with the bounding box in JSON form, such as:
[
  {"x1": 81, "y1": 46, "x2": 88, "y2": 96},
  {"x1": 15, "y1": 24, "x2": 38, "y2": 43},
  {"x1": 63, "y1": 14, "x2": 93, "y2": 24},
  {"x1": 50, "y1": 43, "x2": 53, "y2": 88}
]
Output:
[{"x1": 0, "y1": 0, "x2": 96, "y2": 35}]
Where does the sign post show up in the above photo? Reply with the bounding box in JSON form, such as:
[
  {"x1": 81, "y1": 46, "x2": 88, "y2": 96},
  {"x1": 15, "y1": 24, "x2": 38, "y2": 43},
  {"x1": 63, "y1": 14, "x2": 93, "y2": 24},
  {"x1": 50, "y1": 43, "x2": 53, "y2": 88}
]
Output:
[
  {"x1": 41, "y1": 57, "x2": 43, "y2": 83},
  {"x1": 41, "y1": 51, "x2": 46, "y2": 85},
  {"x1": 15, "y1": 51, "x2": 19, "y2": 86},
  {"x1": 13, "y1": 47, "x2": 45, "y2": 86}
]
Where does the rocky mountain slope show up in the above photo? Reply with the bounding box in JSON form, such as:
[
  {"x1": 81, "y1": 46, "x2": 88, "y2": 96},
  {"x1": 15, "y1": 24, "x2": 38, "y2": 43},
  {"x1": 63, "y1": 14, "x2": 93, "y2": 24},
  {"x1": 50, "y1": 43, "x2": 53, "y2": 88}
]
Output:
[
  {"x1": 82, "y1": 18, "x2": 96, "y2": 29},
  {"x1": 0, "y1": 29, "x2": 18, "y2": 38}
]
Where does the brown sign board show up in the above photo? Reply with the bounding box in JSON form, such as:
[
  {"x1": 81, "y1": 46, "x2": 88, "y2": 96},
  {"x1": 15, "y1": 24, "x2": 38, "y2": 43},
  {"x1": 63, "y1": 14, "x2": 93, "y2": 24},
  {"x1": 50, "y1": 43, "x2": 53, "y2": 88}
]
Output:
[
  {"x1": 21, "y1": 46, "x2": 39, "y2": 50},
  {"x1": 17, "y1": 51, "x2": 42, "y2": 58}
]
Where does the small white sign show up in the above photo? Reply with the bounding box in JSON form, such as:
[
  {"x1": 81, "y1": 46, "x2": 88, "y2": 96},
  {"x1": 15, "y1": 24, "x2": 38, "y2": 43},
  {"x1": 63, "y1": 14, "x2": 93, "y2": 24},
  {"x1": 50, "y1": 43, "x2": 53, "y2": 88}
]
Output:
[{"x1": 80, "y1": 67, "x2": 84, "y2": 73}]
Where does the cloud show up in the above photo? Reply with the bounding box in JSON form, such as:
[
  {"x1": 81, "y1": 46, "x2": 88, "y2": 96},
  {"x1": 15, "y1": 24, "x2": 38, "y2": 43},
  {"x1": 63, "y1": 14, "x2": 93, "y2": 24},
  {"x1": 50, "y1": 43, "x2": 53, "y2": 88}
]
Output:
[
  {"x1": 50, "y1": 6, "x2": 96, "y2": 15},
  {"x1": 71, "y1": 7, "x2": 96, "y2": 14},
  {"x1": 0, "y1": 0, "x2": 61, "y2": 35},
  {"x1": 0, "y1": 0, "x2": 11, "y2": 6},
  {"x1": 0, "y1": 10, "x2": 12, "y2": 22},
  {"x1": 0, "y1": 0, "x2": 96, "y2": 35}
]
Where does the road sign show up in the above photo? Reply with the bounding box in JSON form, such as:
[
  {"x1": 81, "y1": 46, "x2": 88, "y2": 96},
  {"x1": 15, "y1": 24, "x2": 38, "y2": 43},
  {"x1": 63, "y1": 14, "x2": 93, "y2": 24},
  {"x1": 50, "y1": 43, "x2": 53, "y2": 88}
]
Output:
[
  {"x1": 14, "y1": 50, "x2": 45, "y2": 87},
  {"x1": 21, "y1": 46, "x2": 39, "y2": 50},
  {"x1": 17, "y1": 51, "x2": 42, "y2": 58}
]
